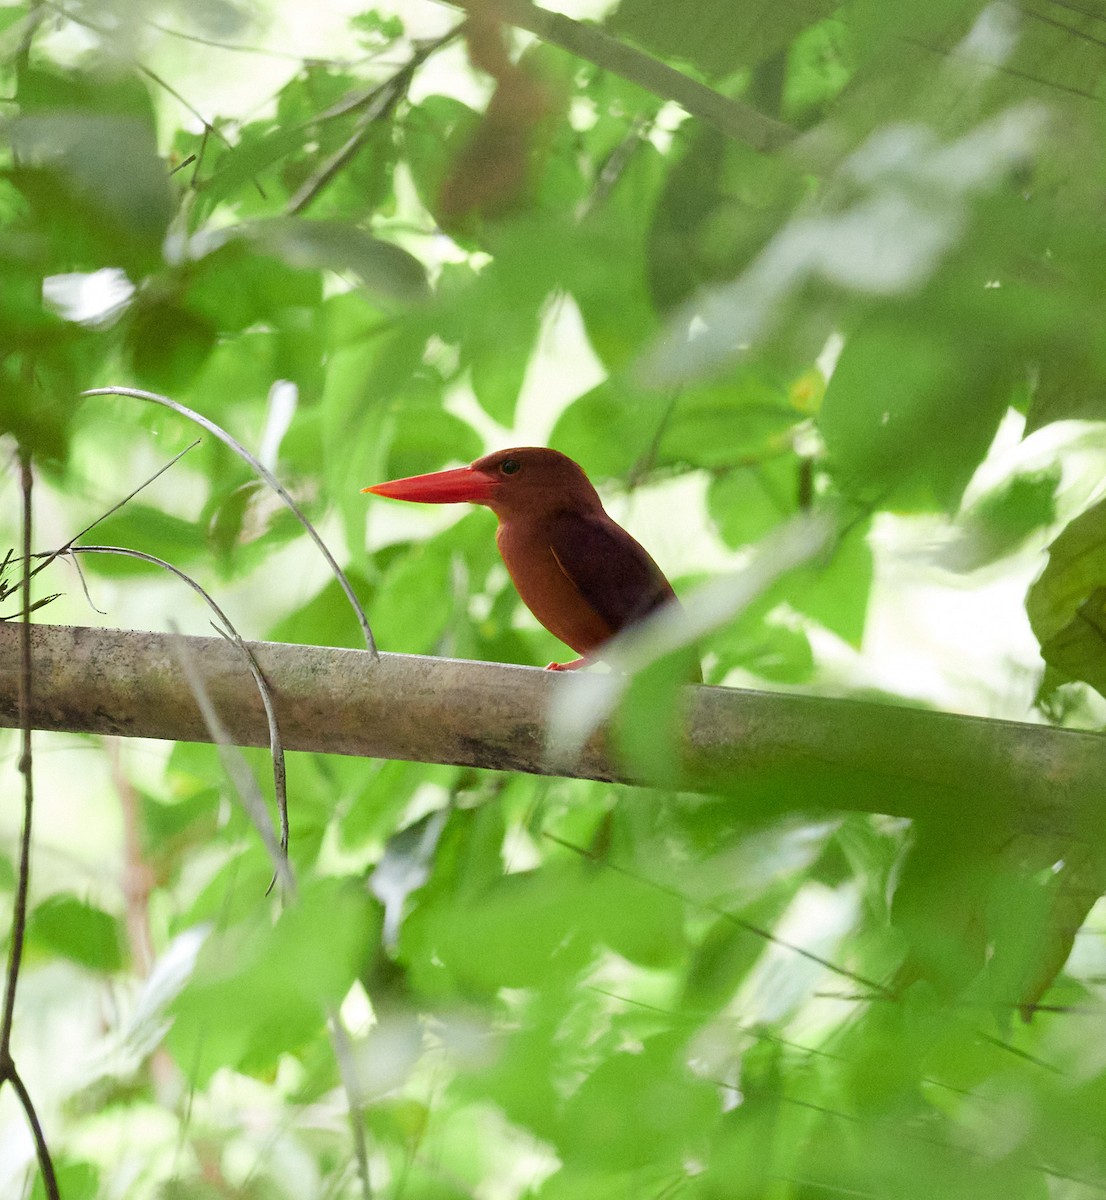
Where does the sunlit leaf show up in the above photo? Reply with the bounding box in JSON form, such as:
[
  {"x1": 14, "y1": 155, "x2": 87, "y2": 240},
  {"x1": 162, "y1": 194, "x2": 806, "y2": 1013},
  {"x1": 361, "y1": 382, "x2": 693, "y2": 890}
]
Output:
[
  {"x1": 790, "y1": 517, "x2": 872, "y2": 646},
  {"x1": 551, "y1": 378, "x2": 668, "y2": 477},
  {"x1": 938, "y1": 468, "x2": 1059, "y2": 572},
  {"x1": 168, "y1": 878, "x2": 374, "y2": 1083},
  {"x1": 642, "y1": 105, "x2": 1045, "y2": 386},
  {"x1": 708, "y1": 456, "x2": 800, "y2": 548},
  {"x1": 1028, "y1": 498, "x2": 1106, "y2": 698},
  {"x1": 29, "y1": 1160, "x2": 98, "y2": 1200},
  {"x1": 820, "y1": 319, "x2": 1011, "y2": 510}
]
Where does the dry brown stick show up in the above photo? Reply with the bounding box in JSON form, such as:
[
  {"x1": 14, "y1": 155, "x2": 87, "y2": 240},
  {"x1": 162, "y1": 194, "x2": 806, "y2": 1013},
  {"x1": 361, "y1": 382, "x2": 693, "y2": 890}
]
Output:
[
  {"x1": 109, "y1": 739, "x2": 156, "y2": 976},
  {"x1": 0, "y1": 458, "x2": 33, "y2": 1056},
  {"x1": 0, "y1": 456, "x2": 60, "y2": 1200},
  {"x1": 1, "y1": 623, "x2": 1104, "y2": 842}
]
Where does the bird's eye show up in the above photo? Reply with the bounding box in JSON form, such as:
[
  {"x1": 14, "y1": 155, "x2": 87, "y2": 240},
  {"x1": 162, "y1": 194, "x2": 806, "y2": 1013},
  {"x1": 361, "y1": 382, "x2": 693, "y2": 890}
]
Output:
[{"x1": 500, "y1": 459, "x2": 521, "y2": 475}]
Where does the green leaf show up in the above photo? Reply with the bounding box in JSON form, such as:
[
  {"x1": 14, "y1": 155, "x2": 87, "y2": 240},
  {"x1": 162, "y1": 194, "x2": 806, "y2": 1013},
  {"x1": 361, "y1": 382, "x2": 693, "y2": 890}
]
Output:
[
  {"x1": 820, "y1": 319, "x2": 1011, "y2": 511},
  {"x1": 660, "y1": 378, "x2": 799, "y2": 470},
  {"x1": 269, "y1": 570, "x2": 374, "y2": 651},
  {"x1": 709, "y1": 613, "x2": 815, "y2": 683},
  {"x1": 76, "y1": 504, "x2": 204, "y2": 576},
  {"x1": 1025, "y1": 348, "x2": 1106, "y2": 431},
  {"x1": 790, "y1": 518, "x2": 873, "y2": 647},
  {"x1": 338, "y1": 759, "x2": 461, "y2": 851},
  {"x1": 384, "y1": 405, "x2": 483, "y2": 481},
  {"x1": 615, "y1": 651, "x2": 698, "y2": 786},
  {"x1": 425, "y1": 867, "x2": 595, "y2": 993},
  {"x1": 708, "y1": 456, "x2": 799, "y2": 548},
  {"x1": 570, "y1": 136, "x2": 665, "y2": 369},
  {"x1": 939, "y1": 468, "x2": 1059, "y2": 573},
  {"x1": 350, "y1": 11, "x2": 404, "y2": 50},
  {"x1": 169, "y1": 877, "x2": 374, "y2": 1084},
  {"x1": 553, "y1": 369, "x2": 800, "y2": 479},
  {"x1": 551, "y1": 379, "x2": 664, "y2": 478},
  {"x1": 187, "y1": 239, "x2": 323, "y2": 332},
  {"x1": 369, "y1": 539, "x2": 460, "y2": 656},
  {"x1": 585, "y1": 867, "x2": 686, "y2": 969},
  {"x1": 402, "y1": 95, "x2": 481, "y2": 228},
  {"x1": 0, "y1": 6, "x2": 28, "y2": 35},
  {"x1": 682, "y1": 890, "x2": 800, "y2": 1011},
  {"x1": 195, "y1": 120, "x2": 306, "y2": 217},
  {"x1": 607, "y1": 0, "x2": 834, "y2": 79},
  {"x1": 435, "y1": 221, "x2": 562, "y2": 425},
  {"x1": 0, "y1": 355, "x2": 73, "y2": 460},
  {"x1": 12, "y1": 65, "x2": 172, "y2": 273},
  {"x1": 322, "y1": 324, "x2": 432, "y2": 551},
  {"x1": 240, "y1": 218, "x2": 429, "y2": 302},
  {"x1": 126, "y1": 298, "x2": 218, "y2": 394},
  {"x1": 647, "y1": 127, "x2": 805, "y2": 312},
  {"x1": 368, "y1": 510, "x2": 501, "y2": 658},
  {"x1": 556, "y1": 1033, "x2": 718, "y2": 1169},
  {"x1": 140, "y1": 786, "x2": 219, "y2": 869},
  {"x1": 1027, "y1": 497, "x2": 1106, "y2": 699},
  {"x1": 784, "y1": 17, "x2": 852, "y2": 121},
  {"x1": 30, "y1": 1160, "x2": 98, "y2": 1200},
  {"x1": 27, "y1": 894, "x2": 124, "y2": 972}
]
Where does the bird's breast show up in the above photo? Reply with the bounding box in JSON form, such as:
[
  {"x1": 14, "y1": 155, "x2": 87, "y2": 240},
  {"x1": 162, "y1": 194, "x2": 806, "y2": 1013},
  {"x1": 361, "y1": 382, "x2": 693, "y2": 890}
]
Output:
[{"x1": 495, "y1": 519, "x2": 615, "y2": 655}]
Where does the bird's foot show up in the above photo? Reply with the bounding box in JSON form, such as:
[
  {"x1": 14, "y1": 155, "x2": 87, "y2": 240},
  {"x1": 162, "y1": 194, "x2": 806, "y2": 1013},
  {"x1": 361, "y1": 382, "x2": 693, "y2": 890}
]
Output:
[{"x1": 545, "y1": 657, "x2": 587, "y2": 671}]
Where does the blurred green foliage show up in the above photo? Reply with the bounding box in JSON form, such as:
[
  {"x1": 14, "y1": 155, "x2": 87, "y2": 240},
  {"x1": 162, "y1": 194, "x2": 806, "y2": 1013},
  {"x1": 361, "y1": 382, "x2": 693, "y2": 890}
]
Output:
[{"x1": 2, "y1": 0, "x2": 1106, "y2": 1197}]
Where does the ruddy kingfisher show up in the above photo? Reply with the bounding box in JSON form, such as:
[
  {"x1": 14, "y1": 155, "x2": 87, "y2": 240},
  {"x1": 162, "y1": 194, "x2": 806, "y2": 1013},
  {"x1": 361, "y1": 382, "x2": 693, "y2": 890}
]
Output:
[{"x1": 363, "y1": 447, "x2": 679, "y2": 669}]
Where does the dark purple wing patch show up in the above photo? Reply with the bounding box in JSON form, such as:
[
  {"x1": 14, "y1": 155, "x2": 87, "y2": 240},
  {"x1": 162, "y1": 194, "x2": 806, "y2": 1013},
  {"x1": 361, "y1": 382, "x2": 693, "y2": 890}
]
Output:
[{"x1": 545, "y1": 509, "x2": 675, "y2": 636}]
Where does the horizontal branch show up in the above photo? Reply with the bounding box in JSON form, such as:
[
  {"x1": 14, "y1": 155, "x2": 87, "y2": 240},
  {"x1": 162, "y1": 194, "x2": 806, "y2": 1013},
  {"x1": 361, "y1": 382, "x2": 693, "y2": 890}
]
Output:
[{"x1": 0, "y1": 624, "x2": 1103, "y2": 839}]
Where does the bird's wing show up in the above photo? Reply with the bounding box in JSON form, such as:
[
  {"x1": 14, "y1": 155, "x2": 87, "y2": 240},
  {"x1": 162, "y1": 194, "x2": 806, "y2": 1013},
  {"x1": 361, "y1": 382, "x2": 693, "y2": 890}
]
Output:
[{"x1": 545, "y1": 509, "x2": 675, "y2": 636}]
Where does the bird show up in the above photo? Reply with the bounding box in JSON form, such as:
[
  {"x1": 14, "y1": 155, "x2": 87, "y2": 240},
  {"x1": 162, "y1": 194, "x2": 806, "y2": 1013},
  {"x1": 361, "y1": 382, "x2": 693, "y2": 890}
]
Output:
[{"x1": 362, "y1": 447, "x2": 679, "y2": 670}]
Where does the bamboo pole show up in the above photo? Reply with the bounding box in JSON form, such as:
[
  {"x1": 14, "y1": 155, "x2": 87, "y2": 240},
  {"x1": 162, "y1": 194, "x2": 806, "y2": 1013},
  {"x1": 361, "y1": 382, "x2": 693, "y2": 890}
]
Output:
[{"x1": 0, "y1": 623, "x2": 1102, "y2": 838}]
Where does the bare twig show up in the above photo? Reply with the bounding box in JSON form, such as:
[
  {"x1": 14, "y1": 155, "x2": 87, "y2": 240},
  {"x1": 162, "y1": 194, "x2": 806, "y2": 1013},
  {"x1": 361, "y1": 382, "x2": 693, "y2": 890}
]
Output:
[
  {"x1": 1045, "y1": 0, "x2": 1106, "y2": 22},
  {"x1": 1, "y1": 452, "x2": 36, "y2": 1054},
  {"x1": 578, "y1": 112, "x2": 653, "y2": 220},
  {"x1": 327, "y1": 1011, "x2": 373, "y2": 1200},
  {"x1": 29, "y1": 438, "x2": 201, "y2": 584},
  {"x1": 0, "y1": 452, "x2": 60, "y2": 1200},
  {"x1": 145, "y1": 17, "x2": 358, "y2": 65},
  {"x1": 1024, "y1": 4, "x2": 1106, "y2": 50},
  {"x1": 902, "y1": 33, "x2": 1103, "y2": 101},
  {"x1": 109, "y1": 738, "x2": 157, "y2": 976},
  {"x1": 286, "y1": 26, "x2": 461, "y2": 215},
  {"x1": 41, "y1": 3, "x2": 221, "y2": 139},
  {"x1": 81, "y1": 387, "x2": 375, "y2": 653},
  {"x1": 626, "y1": 391, "x2": 680, "y2": 490},
  {"x1": 7, "y1": 1064, "x2": 59, "y2": 1200},
  {"x1": 30, "y1": 439, "x2": 291, "y2": 860},
  {"x1": 14, "y1": 0, "x2": 45, "y2": 76}
]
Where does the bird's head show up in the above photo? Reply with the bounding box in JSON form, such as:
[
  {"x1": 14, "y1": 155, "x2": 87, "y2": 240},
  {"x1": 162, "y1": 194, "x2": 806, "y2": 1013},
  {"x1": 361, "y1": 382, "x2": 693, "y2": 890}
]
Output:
[{"x1": 362, "y1": 447, "x2": 603, "y2": 518}]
